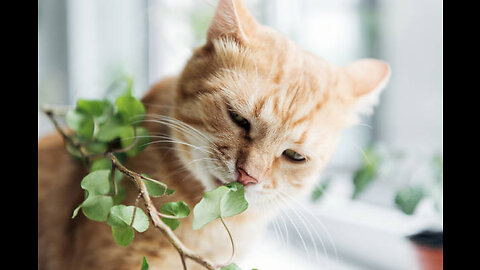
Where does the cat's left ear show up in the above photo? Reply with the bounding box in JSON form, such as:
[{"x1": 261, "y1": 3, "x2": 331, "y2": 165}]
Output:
[
  {"x1": 206, "y1": 0, "x2": 258, "y2": 45},
  {"x1": 342, "y1": 58, "x2": 391, "y2": 114}
]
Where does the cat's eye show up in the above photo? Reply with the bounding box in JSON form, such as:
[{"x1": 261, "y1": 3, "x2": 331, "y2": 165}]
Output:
[
  {"x1": 282, "y1": 149, "x2": 306, "y2": 162},
  {"x1": 228, "y1": 108, "x2": 250, "y2": 131}
]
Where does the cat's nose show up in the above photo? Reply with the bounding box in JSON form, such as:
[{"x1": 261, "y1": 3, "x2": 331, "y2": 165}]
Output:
[{"x1": 236, "y1": 167, "x2": 258, "y2": 187}]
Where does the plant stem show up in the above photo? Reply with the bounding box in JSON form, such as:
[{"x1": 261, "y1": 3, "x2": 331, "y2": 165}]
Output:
[
  {"x1": 106, "y1": 153, "x2": 217, "y2": 270},
  {"x1": 42, "y1": 105, "x2": 217, "y2": 270},
  {"x1": 220, "y1": 217, "x2": 235, "y2": 267}
]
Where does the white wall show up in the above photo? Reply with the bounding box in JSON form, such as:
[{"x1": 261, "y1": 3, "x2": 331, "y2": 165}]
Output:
[{"x1": 376, "y1": 0, "x2": 442, "y2": 156}]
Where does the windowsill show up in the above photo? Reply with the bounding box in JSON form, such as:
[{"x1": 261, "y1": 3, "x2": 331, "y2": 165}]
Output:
[{"x1": 240, "y1": 174, "x2": 442, "y2": 270}]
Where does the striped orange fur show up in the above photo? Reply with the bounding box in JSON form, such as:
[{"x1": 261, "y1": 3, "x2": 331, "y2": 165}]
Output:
[{"x1": 38, "y1": 0, "x2": 390, "y2": 269}]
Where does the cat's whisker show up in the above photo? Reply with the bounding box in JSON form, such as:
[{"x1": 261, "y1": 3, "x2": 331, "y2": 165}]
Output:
[
  {"x1": 145, "y1": 114, "x2": 216, "y2": 146},
  {"x1": 268, "y1": 197, "x2": 287, "y2": 252},
  {"x1": 278, "y1": 190, "x2": 339, "y2": 263},
  {"x1": 356, "y1": 122, "x2": 373, "y2": 129},
  {"x1": 145, "y1": 136, "x2": 215, "y2": 155},
  {"x1": 273, "y1": 195, "x2": 319, "y2": 263},
  {"x1": 148, "y1": 131, "x2": 220, "y2": 155},
  {"x1": 263, "y1": 199, "x2": 281, "y2": 248},
  {"x1": 276, "y1": 193, "x2": 325, "y2": 266},
  {"x1": 142, "y1": 118, "x2": 211, "y2": 146},
  {"x1": 269, "y1": 196, "x2": 311, "y2": 263},
  {"x1": 145, "y1": 140, "x2": 213, "y2": 156}
]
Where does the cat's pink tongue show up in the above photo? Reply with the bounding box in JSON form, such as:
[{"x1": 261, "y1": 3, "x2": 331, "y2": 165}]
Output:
[{"x1": 236, "y1": 168, "x2": 258, "y2": 187}]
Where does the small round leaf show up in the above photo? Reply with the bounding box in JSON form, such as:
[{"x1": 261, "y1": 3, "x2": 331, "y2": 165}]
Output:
[{"x1": 111, "y1": 226, "x2": 135, "y2": 247}]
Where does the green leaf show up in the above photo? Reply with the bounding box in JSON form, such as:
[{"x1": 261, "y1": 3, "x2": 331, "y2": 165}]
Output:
[
  {"x1": 107, "y1": 205, "x2": 150, "y2": 232},
  {"x1": 144, "y1": 180, "x2": 166, "y2": 196},
  {"x1": 141, "y1": 256, "x2": 149, "y2": 270},
  {"x1": 160, "y1": 201, "x2": 190, "y2": 218},
  {"x1": 161, "y1": 218, "x2": 180, "y2": 231},
  {"x1": 81, "y1": 170, "x2": 112, "y2": 196},
  {"x1": 352, "y1": 166, "x2": 376, "y2": 199},
  {"x1": 311, "y1": 182, "x2": 328, "y2": 202},
  {"x1": 66, "y1": 143, "x2": 83, "y2": 159},
  {"x1": 193, "y1": 182, "x2": 248, "y2": 230},
  {"x1": 96, "y1": 115, "x2": 129, "y2": 142},
  {"x1": 81, "y1": 195, "x2": 114, "y2": 221},
  {"x1": 121, "y1": 127, "x2": 150, "y2": 157},
  {"x1": 351, "y1": 146, "x2": 381, "y2": 199},
  {"x1": 115, "y1": 95, "x2": 145, "y2": 126},
  {"x1": 90, "y1": 158, "x2": 113, "y2": 171},
  {"x1": 96, "y1": 100, "x2": 115, "y2": 124},
  {"x1": 77, "y1": 99, "x2": 108, "y2": 116},
  {"x1": 112, "y1": 182, "x2": 126, "y2": 205},
  {"x1": 159, "y1": 201, "x2": 190, "y2": 231},
  {"x1": 395, "y1": 187, "x2": 425, "y2": 215},
  {"x1": 85, "y1": 141, "x2": 108, "y2": 155},
  {"x1": 221, "y1": 182, "x2": 249, "y2": 218},
  {"x1": 72, "y1": 203, "x2": 82, "y2": 219},
  {"x1": 74, "y1": 170, "x2": 114, "y2": 221},
  {"x1": 66, "y1": 109, "x2": 95, "y2": 139},
  {"x1": 111, "y1": 225, "x2": 135, "y2": 247},
  {"x1": 221, "y1": 263, "x2": 242, "y2": 270},
  {"x1": 142, "y1": 175, "x2": 171, "y2": 197}
]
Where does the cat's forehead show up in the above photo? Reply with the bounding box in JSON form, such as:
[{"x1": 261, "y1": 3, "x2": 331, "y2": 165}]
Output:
[{"x1": 216, "y1": 59, "x2": 338, "y2": 147}]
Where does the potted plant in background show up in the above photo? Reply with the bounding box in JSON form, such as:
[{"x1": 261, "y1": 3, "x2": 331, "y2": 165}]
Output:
[
  {"x1": 311, "y1": 145, "x2": 443, "y2": 269},
  {"x1": 352, "y1": 146, "x2": 443, "y2": 270}
]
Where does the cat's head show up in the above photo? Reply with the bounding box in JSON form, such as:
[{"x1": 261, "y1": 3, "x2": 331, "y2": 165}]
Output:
[{"x1": 170, "y1": 0, "x2": 390, "y2": 206}]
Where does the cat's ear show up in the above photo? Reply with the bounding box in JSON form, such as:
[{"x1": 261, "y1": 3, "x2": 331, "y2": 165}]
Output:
[
  {"x1": 342, "y1": 59, "x2": 391, "y2": 115},
  {"x1": 206, "y1": 0, "x2": 258, "y2": 45}
]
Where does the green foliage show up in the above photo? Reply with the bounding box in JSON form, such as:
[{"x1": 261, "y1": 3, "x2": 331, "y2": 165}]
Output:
[
  {"x1": 81, "y1": 170, "x2": 112, "y2": 195},
  {"x1": 66, "y1": 109, "x2": 95, "y2": 140},
  {"x1": 57, "y1": 79, "x2": 252, "y2": 266},
  {"x1": 77, "y1": 99, "x2": 110, "y2": 117},
  {"x1": 160, "y1": 201, "x2": 190, "y2": 231},
  {"x1": 111, "y1": 226, "x2": 135, "y2": 247},
  {"x1": 116, "y1": 94, "x2": 146, "y2": 126},
  {"x1": 352, "y1": 146, "x2": 381, "y2": 199},
  {"x1": 394, "y1": 187, "x2": 424, "y2": 215},
  {"x1": 106, "y1": 205, "x2": 149, "y2": 247},
  {"x1": 142, "y1": 174, "x2": 175, "y2": 197},
  {"x1": 221, "y1": 263, "x2": 242, "y2": 270},
  {"x1": 80, "y1": 195, "x2": 114, "y2": 221},
  {"x1": 66, "y1": 82, "x2": 154, "y2": 248},
  {"x1": 141, "y1": 256, "x2": 149, "y2": 270},
  {"x1": 193, "y1": 182, "x2": 248, "y2": 230},
  {"x1": 311, "y1": 177, "x2": 331, "y2": 202},
  {"x1": 72, "y1": 170, "x2": 115, "y2": 221},
  {"x1": 121, "y1": 127, "x2": 150, "y2": 157},
  {"x1": 65, "y1": 84, "x2": 149, "y2": 155},
  {"x1": 107, "y1": 205, "x2": 150, "y2": 233},
  {"x1": 96, "y1": 115, "x2": 128, "y2": 142}
]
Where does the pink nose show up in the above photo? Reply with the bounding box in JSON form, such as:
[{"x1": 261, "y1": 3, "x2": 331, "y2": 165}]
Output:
[{"x1": 236, "y1": 167, "x2": 258, "y2": 187}]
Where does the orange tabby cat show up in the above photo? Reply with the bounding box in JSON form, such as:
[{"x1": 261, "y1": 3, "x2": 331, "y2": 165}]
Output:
[{"x1": 38, "y1": 0, "x2": 390, "y2": 269}]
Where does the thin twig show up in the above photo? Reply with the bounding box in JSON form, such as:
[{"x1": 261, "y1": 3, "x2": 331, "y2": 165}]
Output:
[
  {"x1": 111, "y1": 164, "x2": 118, "y2": 196},
  {"x1": 106, "y1": 153, "x2": 217, "y2": 270},
  {"x1": 130, "y1": 193, "x2": 142, "y2": 227},
  {"x1": 43, "y1": 107, "x2": 91, "y2": 165},
  {"x1": 42, "y1": 105, "x2": 218, "y2": 270},
  {"x1": 180, "y1": 253, "x2": 188, "y2": 270}
]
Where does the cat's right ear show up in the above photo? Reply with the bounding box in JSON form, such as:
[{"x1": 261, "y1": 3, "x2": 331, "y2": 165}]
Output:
[
  {"x1": 205, "y1": 0, "x2": 258, "y2": 48},
  {"x1": 340, "y1": 59, "x2": 391, "y2": 116}
]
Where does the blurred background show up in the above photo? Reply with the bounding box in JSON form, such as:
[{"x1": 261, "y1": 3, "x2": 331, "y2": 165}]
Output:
[{"x1": 38, "y1": 0, "x2": 442, "y2": 269}]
